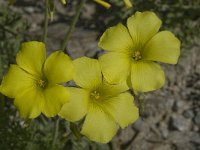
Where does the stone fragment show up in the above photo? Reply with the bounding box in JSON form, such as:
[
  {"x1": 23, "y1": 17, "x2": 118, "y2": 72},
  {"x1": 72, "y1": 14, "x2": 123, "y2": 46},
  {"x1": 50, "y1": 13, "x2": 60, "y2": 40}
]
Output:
[
  {"x1": 183, "y1": 109, "x2": 194, "y2": 119},
  {"x1": 194, "y1": 111, "x2": 200, "y2": 126},
  {"x1": 169, "y1": 115, "x2": 191, "y2": 131}
]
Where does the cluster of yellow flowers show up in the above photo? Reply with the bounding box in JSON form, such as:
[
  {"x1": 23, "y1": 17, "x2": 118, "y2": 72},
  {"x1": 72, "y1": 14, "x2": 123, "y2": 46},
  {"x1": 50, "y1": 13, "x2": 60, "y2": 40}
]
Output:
[{"x1": 0, "y1": 11, "x2": 180, "y2": 143}]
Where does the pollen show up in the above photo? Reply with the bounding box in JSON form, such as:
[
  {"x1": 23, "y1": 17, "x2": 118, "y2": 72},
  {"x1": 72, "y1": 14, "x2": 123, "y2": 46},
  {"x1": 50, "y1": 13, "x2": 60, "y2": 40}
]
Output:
[
  {"x1": 90, "y1": 91, "x2": 100, "y2": 100},
  {"x1": 133, "y1": 51, "x2": 142, "y2": 61},
  {"x1": 37, "y1": 79, "x2": 47, "y2": 88}
]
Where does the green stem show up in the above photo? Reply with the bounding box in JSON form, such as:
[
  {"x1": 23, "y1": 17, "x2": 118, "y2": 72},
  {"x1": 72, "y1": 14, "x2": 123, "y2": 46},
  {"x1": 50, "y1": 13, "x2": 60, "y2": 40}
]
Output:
[
  {"x1": 70, "y1": 122, "x2": 82, "y2": 139},
  {"x1": 61, "y1": 0, "x2": 86, "y2": 52},
  {"x1": 41, "y1": 115, "x2": 48, "y2": 125},
  {"x1": 42, "y1": 0, "x2": 49, "y2": 43},
  {"x1": 0, "y1": 94, "x2": 5, "y2": 115},
  {"x1": 52, "y1": 118, "x2": 60, "y2": 149},
  {"x1": 138, "y1": 93, "x2": 145, "y2": 116}
]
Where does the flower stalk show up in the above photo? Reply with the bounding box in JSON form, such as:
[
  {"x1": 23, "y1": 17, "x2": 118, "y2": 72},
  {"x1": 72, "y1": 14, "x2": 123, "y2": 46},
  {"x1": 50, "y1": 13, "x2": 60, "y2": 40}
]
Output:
[
  {"x1": 61, "y1": 0, "x2": 86, "y2": 53},
  {"x1": 52, "y1": 118, "x2": 60, "y2": 149},
  {"x1": 42, "y1": 0, "x2": 49, "y2": 43},
  {"x1": 70, "y1": 122, "x2": 82, "y2": 139}
]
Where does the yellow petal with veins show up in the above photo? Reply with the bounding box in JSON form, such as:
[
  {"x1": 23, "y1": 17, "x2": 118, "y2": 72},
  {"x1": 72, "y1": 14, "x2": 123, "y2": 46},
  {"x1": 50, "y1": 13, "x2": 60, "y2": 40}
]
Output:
[
  {"x1": 0, "y1": 65, "x2": 35, "y2": 98},
  {"x1": 42, "y1": 85, "x2": 69, "y2": 117},
  {"x1": 142, "y1": 31, "x2": 181, "y2": 64},
  {"x1": 131, "y1": 60, "x2": 165, "y2": 92},
  {"x1": 14, "y1": 87, "x2": 43, "y2": 119},
  {"x1": 73, "y1": 57, "x2": 102, "y2": 91},
  {"x1": 44, "y1": 51, "x2": 74, "y2": 85},
  {"x1": 81, "y1": 104, "x2": 118, "y2": 143},
  {"x1": 103, "y1": 92, "x2": 139, "y2": 128},
  {"x1": 16, "y1": 41, "x2": 46, "y2": 78},
  {"x1": 59, "y1": 87, "x2": 89, "y2": 122},
  {"x1": 98, "y1": 23, "x2": 133, "y2": 53},
  {"x1": 127, "y1": 11, "x2": 162, "y2": 48},
  {"x1": 99, "y1": 52, "x2": 131, "y2": 84}
]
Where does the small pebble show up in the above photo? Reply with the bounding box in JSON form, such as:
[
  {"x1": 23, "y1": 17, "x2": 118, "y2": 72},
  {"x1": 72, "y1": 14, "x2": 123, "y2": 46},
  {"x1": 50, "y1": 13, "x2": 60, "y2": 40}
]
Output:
[
  {"x1": 170, "y1": 115, "x2": 191, "y2": 131},
  {"x1": 194, "y1": 111, "x2": 200, "y2": 126},
  {"x1": 133, "y1": 118, "x2": 144, "y2": 131},
  {"x1": 172, "y1": 100, "x2": 185, "y2": 112},
  {"x1": 183, "y1": 109, "x2": 194, "y2": 119}
]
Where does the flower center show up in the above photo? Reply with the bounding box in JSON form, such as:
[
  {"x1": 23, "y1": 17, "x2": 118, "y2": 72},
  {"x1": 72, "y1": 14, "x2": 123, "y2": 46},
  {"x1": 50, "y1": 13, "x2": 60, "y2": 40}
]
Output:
[
  {"x1": 90, "y1": 90, "x2": 100, "y2": 100},
  {"x1": 133, "y1": 51, "x2": 142, "y2": 61},
  {"x1": 37, "y1": 79, "x2": 47, "y2": 88}
]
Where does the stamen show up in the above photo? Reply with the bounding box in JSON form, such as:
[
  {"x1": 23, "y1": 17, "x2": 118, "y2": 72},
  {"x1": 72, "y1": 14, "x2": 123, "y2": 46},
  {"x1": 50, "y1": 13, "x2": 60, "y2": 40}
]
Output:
[
  {"x1": 37, "y1": 79, "x2": 47, "y2": 88},
  {"x1": 133, "y1": 51, "x2": 142, "y2": 61},
  {"x1": 90, "y1": 91, "x2": 100, "y2": 100}
]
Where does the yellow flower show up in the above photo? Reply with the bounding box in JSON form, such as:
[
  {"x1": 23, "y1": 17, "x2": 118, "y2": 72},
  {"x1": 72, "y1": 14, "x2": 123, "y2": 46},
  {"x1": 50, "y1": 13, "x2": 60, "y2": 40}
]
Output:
[
  {"x1": 59, "y1": 57, "x2": 138, "y2": 143},
  {"x1": 0, "y1": 41, "x2": 74, "y2": 118},
  {"x1": 98, "y1": 11, "x2": 181, "y2": 92}
]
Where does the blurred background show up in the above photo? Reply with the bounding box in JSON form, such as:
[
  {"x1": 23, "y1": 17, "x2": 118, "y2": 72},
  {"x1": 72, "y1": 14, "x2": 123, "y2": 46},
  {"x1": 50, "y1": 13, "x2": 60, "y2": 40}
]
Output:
[{"x1": 0, "y1": 0, "x2": 200, "y2": 150}]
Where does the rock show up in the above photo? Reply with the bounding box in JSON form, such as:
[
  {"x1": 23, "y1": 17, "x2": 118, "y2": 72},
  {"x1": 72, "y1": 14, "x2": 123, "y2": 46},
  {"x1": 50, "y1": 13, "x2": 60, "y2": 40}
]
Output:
[
  {"x1": 172, "y1": 100, "x2": 185, "y2": 112},
  {"x1": 167, "y1": 131, "x2": 197, "y2": 150},
  {"x1": 192, "y1": 124, "x2": 199, "y2": 132},
  {"x1": 151, "y1": 144, "x2": 172, "y2": 150},
  {"x1": 132, "y1": 118, "x2": 145, "y2": 131},
  {"x1": 24, "y1": 7, "x2": 35, "y2": 14},
  {"x1": 161, "y1": 129, "x2": 169, "y2": 139},
  {"x1": 118, "y1": 126, "x2": 136, "y2": 144},
  {"x1": 46, "y1": 23, "x2": 100, "y2": 58},
  {"x1": 182, "y1": 109, "x2": 194, "y2": 119},
  {"x1": 189, "y1": 132, "x2": 200, "y2": 144},
  {"x1": 169, "y1": 115, "x2": 191, "y2": 131},
  {"x1": 194, "y1": 111, "x2": 200, "y2": 126},
  {"x1": 159, "y1": 122, "x2": 169, "y2": 139},
  {"x1": 194, "y1": 80, "x2": 200, "y2": 90}
]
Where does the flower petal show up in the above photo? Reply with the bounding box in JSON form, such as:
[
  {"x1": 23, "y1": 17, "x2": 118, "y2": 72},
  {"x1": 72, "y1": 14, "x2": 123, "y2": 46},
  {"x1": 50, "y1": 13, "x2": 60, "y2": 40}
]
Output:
[
  {"x1": 59, "y1": 87, "x2": 89, "y2": 122},
  {"x1": 131, "y1": 60, "x2": 165, "y2": 92},
  {"x1": 99, "y1": 52, "x2": 131, "y2": 84},
  {"x1": 99, "y1": 79, "x2": 129, "y2": 99},
  {"x1": 81, "y1": 104, "x2": 118, "y2": 143},
  {"x1": 98, "y1": 23, "x2": 133, "y2": 54},
  {"x1": 14, "y1": 87, "x2": 43, "y2": 118},
  {"x1": 103, "y1": 93, "x2": 139, "y2": 128},
  {"x1": 73, "y1": 57, "x2": 102, "y2": 91},
  {"x1": 42, "y1": 85, "x2": 69, "y2": 117},
  {"x1": 127, "y1": 11, "x2": 162, "y2": 46},
  {"x1": 44, "y1": 51, "x2": 74, "y2": 84},
  {"x1": 16, "y1": 41, "x2": 46, "y2": 77},
  {"x1": 0, "y1": 65, "x2": 36, "y2": 98},
  {"x1": 142, "y1": 31, "x2": 181, "y2": 64}
]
